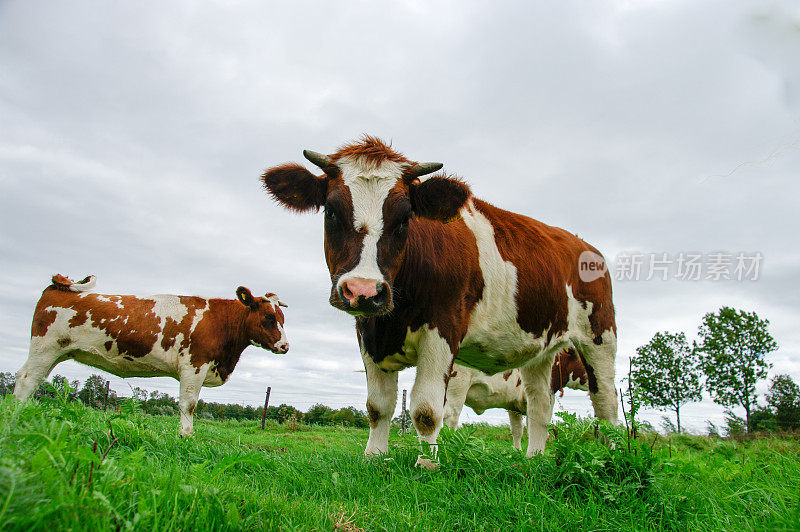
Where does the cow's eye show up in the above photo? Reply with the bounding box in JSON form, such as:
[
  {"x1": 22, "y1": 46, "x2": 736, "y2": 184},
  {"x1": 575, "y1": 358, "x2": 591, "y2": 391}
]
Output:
[
  {"x1": 263, "y1": 315, "x2": 276, "y2": 327},
  {"x1": 325, "y1": 209, "x2": 339, "y2": 226},
  {"x1": 394, "y1": 215, "x2": 411, "y2": 235}
]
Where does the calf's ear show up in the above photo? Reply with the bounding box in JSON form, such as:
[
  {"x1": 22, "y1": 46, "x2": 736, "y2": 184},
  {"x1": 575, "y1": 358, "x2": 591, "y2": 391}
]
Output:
[
  {"x1": 409, "y1": 176, "x2": 471, "y2": 222},
  {"x1": 236, "y1": 286, "x2": 256, "y2": 308},
  {"x1": 261, "y1": 163, "x2": 328, "y2": 212}
]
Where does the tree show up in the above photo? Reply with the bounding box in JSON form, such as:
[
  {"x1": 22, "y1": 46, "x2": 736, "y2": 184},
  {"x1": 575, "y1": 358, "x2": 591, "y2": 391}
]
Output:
[
  {"x1": 630, "y1": 331, "x2": 702, "y2": 433},
  {"x1": 766, "y1": 374, "x2": 800, "y2": 431},
  {"x1": 77, "y1": 374, "x2": 109, "y2": 407},
  {"x1": 695, "y1": 307, "x2": 777, "y2": 432},
  {"x1": 306, "y1": 403, "x2": 335, "y2": 425}
]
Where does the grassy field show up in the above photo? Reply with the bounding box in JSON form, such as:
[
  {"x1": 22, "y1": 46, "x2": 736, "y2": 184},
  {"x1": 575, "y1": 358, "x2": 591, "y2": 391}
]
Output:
[{"x1": 1, "y1": 394, "x2": 799, "y2": 531}]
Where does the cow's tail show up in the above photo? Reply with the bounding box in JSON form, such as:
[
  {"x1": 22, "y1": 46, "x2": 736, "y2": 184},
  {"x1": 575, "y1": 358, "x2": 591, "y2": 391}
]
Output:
[{"x1": 50, "y1": 274, "x2": 96, "y2": 292}]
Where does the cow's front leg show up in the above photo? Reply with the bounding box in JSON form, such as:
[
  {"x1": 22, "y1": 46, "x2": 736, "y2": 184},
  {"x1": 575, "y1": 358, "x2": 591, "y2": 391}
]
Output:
[
  {"x1": 519, "y1": 354, "x2": 557, "y2": 457},
  {"x1": 178, "y1": 364, "x2": 209, "y2": 438},
  {"x1": 362, "y1": 350, "x2": 398, "y2": 456},
  {"x1": 411, "y1": 328, "x2": 454, "y2": 466}
]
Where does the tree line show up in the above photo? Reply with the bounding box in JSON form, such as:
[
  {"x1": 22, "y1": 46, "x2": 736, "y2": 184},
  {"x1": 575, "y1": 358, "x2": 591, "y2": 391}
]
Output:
[
  {"x1": 0, "y1": 372, "x2": 370, "y2": 428},
  {"x1": 629, "y1": 306, "x2": 799, "y2": 434}
]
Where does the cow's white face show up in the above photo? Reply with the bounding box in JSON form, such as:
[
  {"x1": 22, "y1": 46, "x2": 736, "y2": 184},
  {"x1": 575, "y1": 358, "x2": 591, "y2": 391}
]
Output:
[
  {"x1": 330, "y1": 156, "x2": 405, "y2": 314},
  {"x1": 261, "y1": 137, "x2": 471, "y2": 317}
]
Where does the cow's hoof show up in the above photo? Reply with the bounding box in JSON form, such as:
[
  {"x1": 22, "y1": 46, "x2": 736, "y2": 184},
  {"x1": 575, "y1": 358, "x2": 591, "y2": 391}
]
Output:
[
  {"x1": 414, "y1": 456, "x2": 439, "y2": 471},
  {"x1": 179, "y1": 431, "x2": 194, "y2": 438}
]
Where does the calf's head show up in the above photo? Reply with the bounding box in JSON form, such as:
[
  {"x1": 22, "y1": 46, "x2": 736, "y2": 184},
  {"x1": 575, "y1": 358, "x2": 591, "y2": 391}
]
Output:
[
  {"x1": 261, "y1": 136, "x2": 471, "y2": 316},
  {"x1": 236, "y1": 287, "x2": 289, "y2": 353}
]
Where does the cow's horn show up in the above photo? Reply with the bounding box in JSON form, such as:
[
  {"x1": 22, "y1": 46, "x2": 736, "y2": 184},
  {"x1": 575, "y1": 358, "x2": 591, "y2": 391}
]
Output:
[
  {"x1": 303, "y1": 150, "x2": 331, "y2": 170},
  {"x1": 278, "y1": 301, "x2": 288, "y2": 308},
  {"x1": 407, "y1": 162, "x2": 443, "y2": 178}
]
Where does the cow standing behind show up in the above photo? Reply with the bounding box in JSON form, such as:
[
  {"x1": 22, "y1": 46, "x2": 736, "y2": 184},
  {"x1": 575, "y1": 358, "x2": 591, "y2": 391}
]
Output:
[
  {"x1": 261, "y1": 136, "x2": 617, "y2": 458},
  {"x1": 444, "y1": 348, "x2": 590, "y2": 450},
  {"x1": 14, "y1": 275, "x2": 289, "y2": 436}
]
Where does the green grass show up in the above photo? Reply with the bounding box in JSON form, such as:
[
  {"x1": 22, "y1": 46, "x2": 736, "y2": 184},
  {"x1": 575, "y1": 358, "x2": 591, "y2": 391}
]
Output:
[{"x1": 1, "y1": 395, "x2": 798, "y2": 531}]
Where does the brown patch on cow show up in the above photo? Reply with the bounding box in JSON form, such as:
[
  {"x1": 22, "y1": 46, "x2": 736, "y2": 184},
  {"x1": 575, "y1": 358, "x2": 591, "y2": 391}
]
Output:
[
  {"x1": 413, "y1": 404, "x2": 437, "y2": 436},
  {"x1": 31, "y1": 308, "x2": 57, "y2": 337},
  {"x1": 330, "y1": 135, "x2": 411, "y2": 167},
  {"x1": 502, "y1": 370, "x2": 513, "y2": 381},
  {"x1": 366, "y1": 401, "x2": 380, "y2": 428},
  {"x1": 516, "y1": 377, "x2": 521, "y2": 387},
  {"x1": 551, "y1": 347, "x2": 590, "y2": 394},
  {"x1": 57, "y1": 337, "x2": 71, "y2": 348},
  {"x1": 186, "y1": 299, "x2": 250, "y2": 381},
  {"x1": 104, "y1": 341, "x2": 113, "y2": 351}
]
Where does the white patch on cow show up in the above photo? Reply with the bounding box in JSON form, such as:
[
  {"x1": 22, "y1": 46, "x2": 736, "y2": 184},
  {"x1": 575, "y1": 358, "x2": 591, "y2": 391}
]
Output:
[
  {"x1": 444, "y1": 365, "x2": 526, "y2": 426},
  {"x1": 152, "y1": 295, "x2": 189, "y2": 324},
  {"x1": 276, "y1": 321, "x2": 288, "y2": 348},
  {"x1": 335, "y1": 156, "x2": 404, "y2": 288},
  {"x1": 67, "y1": 276, "x2": 96, "y2": 292},
  {"x1": 459, "y1": 200, "x2": 568, "y2": 373},
  {"x1": 444, "y1": 364, "x2": 529, "y2": 450},
  {"x1": 565, "y1": 372, "x2": 589, "y2": 391}
]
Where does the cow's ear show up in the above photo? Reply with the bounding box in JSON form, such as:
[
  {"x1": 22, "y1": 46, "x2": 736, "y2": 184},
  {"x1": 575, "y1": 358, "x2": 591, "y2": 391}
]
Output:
[
  {"x1": 409, "y1": 176, "x2": 471, "y2": 222},
  {"x1": 236, "y1": 286, "x2": 256, "y2": 308},
  {"x1": 261, "y1": 163, "x2": 328, "y2": 212}
]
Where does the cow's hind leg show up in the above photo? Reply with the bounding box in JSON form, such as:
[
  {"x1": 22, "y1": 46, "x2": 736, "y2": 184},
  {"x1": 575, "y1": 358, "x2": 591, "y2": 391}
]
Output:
[
  {"x1": 573, "y1": 334, "x2": 618, "y2": 424},
  {"x1": 178, "y1": 365, "x2": 209, "y2": 438},
  {"x1": 443, "y1": 369, "x2": 469, "y2": 430},
  {"x1": 362, "y1": 350, "x2": 398, "y2": 456},
  {"x1": 508, "y1": 411, "x2": 524, "y2": 451},
  {"x1": 14, "y1": 340, "x2": 63, "y2": 401},
  {"x1": 519, "y1": 353, "x2": 557, "y2": 457}
]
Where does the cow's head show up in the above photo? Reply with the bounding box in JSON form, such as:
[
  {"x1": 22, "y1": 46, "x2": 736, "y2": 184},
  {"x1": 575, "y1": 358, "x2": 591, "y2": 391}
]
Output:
[
  {"x1": 262, "y1": 136, "x2": 471, "y2": 316},
  {"x1": 236, "y1": 287, "x2": 289, "y2": 353}
]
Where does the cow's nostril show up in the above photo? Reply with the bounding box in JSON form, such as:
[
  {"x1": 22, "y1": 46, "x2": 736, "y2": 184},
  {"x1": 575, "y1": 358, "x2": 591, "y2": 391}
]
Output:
[
  {"x1": 341, "y1": 282, "x2": 354, "y2": 302},
  {"x1": 373, "y1": 283, "x2": 388, "y2": 305}
]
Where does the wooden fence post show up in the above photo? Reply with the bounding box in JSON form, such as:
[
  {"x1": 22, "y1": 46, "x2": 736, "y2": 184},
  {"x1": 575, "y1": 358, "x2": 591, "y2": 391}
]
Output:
[
  {"x1": 261, "y1": 387, "x2": 271, "y2": 430},
  {"x1": 401, "y1": 389, "x2": 408, "y2": 434},
  {"x1": 103, "y1": 380, "x2": 110, "y2": 411}
]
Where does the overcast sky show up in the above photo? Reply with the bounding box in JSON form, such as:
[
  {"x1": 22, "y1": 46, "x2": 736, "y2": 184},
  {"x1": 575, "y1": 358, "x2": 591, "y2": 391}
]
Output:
[{"x1": 1, "y1": 0, "x2": 798, "y2": 432}]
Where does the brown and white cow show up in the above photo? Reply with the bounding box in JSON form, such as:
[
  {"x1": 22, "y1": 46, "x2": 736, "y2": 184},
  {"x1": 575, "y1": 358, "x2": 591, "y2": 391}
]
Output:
[
  {"x1": 443, "y1": 348, "x2": 590, "y2": 450},
  {"x1": 14, "y1": 274, "x2": 289, "y2": 436},
  {"x1": 261, "y1": 136, "x2": 617, "y2": 457}
]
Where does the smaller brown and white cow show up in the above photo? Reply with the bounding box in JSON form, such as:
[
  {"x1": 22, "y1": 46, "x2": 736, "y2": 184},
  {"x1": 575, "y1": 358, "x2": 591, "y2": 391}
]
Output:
[
  {"x1": 443, "y1": 348, "x2": 589, "y2": 450},
  {"x1": 14, "y1": 274, "x2": 289, "y2": 436}
]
